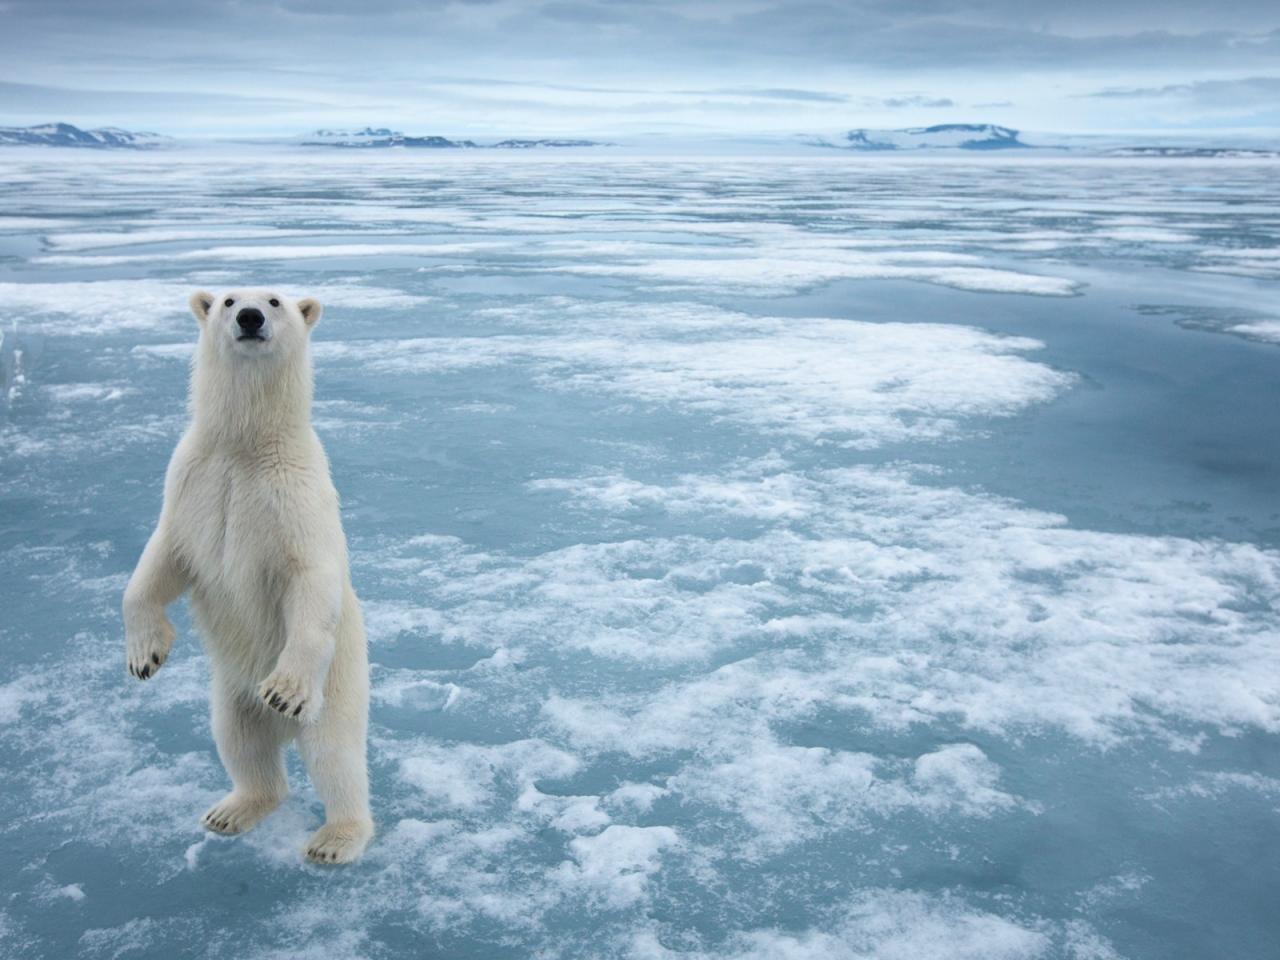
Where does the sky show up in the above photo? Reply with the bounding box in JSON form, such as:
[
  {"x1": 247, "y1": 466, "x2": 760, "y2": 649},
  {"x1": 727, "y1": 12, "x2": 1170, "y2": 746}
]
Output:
[{"x1": 1, "y1": 0, "x2": 1279, "y2": 140}]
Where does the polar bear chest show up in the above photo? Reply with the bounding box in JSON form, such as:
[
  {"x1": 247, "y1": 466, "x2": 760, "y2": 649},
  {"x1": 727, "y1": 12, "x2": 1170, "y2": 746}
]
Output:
[{"x1": 170, "y1": 448, "x2": 328, "y2": 621}]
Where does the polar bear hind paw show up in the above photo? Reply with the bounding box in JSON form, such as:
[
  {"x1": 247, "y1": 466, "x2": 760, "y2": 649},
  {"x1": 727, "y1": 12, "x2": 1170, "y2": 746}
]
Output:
[
  {"x1": 201, "y1": 792, "x2": 283, "y2": 835},
  {"x1": 305, "y1": 819, "x2": 373, "y2": 864}
]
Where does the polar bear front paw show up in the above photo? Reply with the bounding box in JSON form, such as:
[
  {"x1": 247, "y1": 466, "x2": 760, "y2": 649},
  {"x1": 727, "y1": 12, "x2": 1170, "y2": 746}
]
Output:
[
  {"x1": 259, "y1": 668, "x2": 322, "y2": 722},
  {"x1": 125, "y1": 617, "x2": 175, "y2": 680}
]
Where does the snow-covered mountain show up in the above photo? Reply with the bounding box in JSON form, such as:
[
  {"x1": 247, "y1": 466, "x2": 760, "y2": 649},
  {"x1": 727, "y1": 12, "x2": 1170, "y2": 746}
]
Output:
[
  {"x1": 1105, "y1": 146, "x2": 1280, "y2": 158},
  {"x1": 303, "y1": 129, "x2": 611, "y2": 149},
  {"x1": 834, "y1": 124, "x2": 1029, "y2": 151},
  {"x1": 0, "y1": 122, "x2": 170, "y2": 148},
  {"x1": 304, "y1": 127, "x2": 400, "y2": 147},
  {"x1": 301, "y1": 128, "x2": 480, "y2": 148},
  {"x1": 490, "y1": 139, "x2": 613, "y2": 149}
]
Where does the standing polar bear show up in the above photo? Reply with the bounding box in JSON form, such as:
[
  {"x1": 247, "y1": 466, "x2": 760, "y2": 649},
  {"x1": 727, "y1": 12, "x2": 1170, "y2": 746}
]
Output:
[{"x1": 123, "y1": 289, "x2": 372, "y2": 864}]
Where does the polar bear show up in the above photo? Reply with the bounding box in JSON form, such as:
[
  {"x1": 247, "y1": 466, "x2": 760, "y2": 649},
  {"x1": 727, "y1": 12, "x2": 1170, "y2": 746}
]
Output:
[{"x1": 122, "y1": 288, "x2": 372, "y2": 864}]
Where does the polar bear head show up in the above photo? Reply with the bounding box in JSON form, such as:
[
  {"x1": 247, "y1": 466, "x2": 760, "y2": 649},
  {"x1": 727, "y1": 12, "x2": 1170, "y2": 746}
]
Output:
[{"x1": 188, "y1": 288, "x2": 322, "y2": 362}]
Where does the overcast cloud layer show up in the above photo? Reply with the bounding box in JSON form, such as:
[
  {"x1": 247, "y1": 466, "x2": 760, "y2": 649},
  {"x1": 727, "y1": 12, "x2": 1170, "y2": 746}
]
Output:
[{"x1": 2, "y1": 0, "x2": 1279, "y2": 138}]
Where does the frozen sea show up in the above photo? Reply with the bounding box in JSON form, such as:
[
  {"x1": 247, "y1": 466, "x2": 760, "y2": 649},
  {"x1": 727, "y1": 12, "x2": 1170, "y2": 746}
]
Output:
[{"x1": 1, "y1": 148, "x2": 1278, "y2": 959}]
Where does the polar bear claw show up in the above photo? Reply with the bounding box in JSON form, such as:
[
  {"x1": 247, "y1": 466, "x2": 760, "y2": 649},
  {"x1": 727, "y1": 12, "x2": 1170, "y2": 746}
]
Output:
[
  {"x1": 306, "y1": 819, "x2": 374, "y2": 864},
  {"x1": 259, "y1": 668, "x2": 322, "y2": 722},
  {"x1": 202, "y1": 792, "x2": 284, "y2": 835},
  {"x1": 125, "y1": 616, "x2": 174, "y2": 680}
]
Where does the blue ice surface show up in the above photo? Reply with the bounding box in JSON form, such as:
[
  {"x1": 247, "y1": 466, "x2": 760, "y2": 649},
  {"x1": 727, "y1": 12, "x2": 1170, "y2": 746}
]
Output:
[{"x1": 1, "y1": 149, "x2": 1279, "y2": 959}]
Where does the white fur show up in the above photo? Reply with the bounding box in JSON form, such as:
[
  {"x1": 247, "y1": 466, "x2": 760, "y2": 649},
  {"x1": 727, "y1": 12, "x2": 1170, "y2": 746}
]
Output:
[{"x1": 123, "y1": 288, "x2": 372, "y2": 864}]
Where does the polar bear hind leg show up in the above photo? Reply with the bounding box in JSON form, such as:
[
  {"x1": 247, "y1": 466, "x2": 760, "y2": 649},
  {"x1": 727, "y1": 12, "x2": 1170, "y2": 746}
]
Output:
[
  {"x1": 297, "y1": 686, "x2": 372, "y2": 863},
  {"x1": 202, "y1": 677, "x2": 290, "y2": 835}
]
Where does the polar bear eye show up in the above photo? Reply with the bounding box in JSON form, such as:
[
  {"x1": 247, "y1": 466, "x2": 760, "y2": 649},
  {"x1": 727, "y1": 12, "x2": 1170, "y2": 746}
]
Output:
[
  {"x1": 224, "y1": 298, "x2": 234, "y2": 308},
  {"x1": 269, "y1": 298, "x2": 280, "y2": 308}
]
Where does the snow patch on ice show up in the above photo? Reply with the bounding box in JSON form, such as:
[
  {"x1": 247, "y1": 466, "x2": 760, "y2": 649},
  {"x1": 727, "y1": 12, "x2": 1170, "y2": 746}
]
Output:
[
  {"x1": 394, "y1": 738, "x2": 580, "y2": 814},
  {"x1": 672, "y1": 741, "x2": 1029, "y2": 854},
  {"x1": 557, "y1": 825, "x2": 681, "y2": 910},
  {"x1": 0, "y1": 279, "x2": 428, "y2": 336},
  {"x1": 549, "y1": 255, "x2": 1079, "y2": 297},
  {"x1": 1228, "y1": 320, "x2": 1280, "y2": 343},
  {"x1": 328, "y1": 303, "x2": 1073, "y2": 447},
  {"x1": 627, "y1": 888, "x2": 1054, "y2": 959}
]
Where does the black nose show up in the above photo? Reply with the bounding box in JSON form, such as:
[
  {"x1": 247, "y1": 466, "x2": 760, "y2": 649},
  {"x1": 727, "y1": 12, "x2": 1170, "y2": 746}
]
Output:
[{"x1": 236, "y1": 308, "x2": 264, "y2": 333}]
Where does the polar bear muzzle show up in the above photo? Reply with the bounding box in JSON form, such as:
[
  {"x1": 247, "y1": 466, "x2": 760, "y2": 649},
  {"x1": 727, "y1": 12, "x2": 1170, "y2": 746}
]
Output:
[{"x1": 236, "y1": 307, "x2": 267, "y2": 341}]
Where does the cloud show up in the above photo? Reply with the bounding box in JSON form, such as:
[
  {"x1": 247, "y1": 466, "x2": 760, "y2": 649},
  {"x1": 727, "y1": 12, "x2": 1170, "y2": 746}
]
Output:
[
  {"x1": 1083, "y1": 75, "x2": 1280, "y2": 105},
  {"x1": 880, "y1": 95, "x2": 956, "y2": 108},
  {"x1": 1076, "y1": 75, "x2": 1280, "y2": 124},
  {"x1": 675, "y1": 86, "x2": 851, "y2": 103},
  {"x1": 0, "y1": 80, "x2": 327, "y2": 117},
  {"x1": 2, "y1": 1, "x2": 1279, "y2": 135},
  {"x1": 5, "y1": 2, "x2": 1280, "y2": 77}
]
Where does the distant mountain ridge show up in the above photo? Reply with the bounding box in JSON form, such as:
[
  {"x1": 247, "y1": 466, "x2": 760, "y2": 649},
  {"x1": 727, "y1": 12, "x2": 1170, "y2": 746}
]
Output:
[
  {"x1": 0, "y1": 122, "x2": 170, "y2": 149},
  {"x1": 10, "y1": 121, "x2": 1270, "y2": 158},
  {"x1": 302, "y1": 128, "x2": 612, "y2": 149},
  {"x1": 805, "y1": 124, "x2": 1030, "y2": 151},
  {"x1": 491, "y1": 138, "x2": 615, "y2": 149},
  {"x1": 303, "y1": 128, "x2": 479, "y2": 148},
  {"x1": 1104, "y1": 146, "x2": 1280, "y2": 158}
]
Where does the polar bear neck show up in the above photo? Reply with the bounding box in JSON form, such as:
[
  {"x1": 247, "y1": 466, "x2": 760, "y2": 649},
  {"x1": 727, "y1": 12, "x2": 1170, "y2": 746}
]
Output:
[{"x1": 189, "y1": 338, "x2": 315, "y2": 451}]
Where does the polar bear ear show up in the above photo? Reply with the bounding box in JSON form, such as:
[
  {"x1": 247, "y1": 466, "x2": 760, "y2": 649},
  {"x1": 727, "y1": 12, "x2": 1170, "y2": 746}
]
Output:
[
  {"x1": 297, "y1": 297, "x2": 323, "y2": 328},
  {"x1": 189, "y1": 290, "x2": 215, "y2": 324}
]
